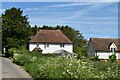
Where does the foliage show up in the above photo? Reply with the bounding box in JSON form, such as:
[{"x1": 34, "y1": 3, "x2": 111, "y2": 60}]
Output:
[
  {"x1": 109, "y1": 53, "x2": 116, "y2": 62},
  {"x1": 13, "y1": 53, "x2": 32, "y2": 66},
  {"x1": 25, "y1": 56, "x2": 119, "y2": 79},
  {"x1": 11, "y1": 47, "x2": 120, "y2": 79},
  {"x1": 90, "y1": 55, "x2": 99, "y2": 61},
  {"x1": 2, "y1": 7, "x2": 32, "y2": 55},
  {"x1": 12, "y1": 47, "x2": 33, "y2": 66},
  {"x1": 74, "y1": 46, "x2": 87, "y2": 57},
  {"x1": 7, "y1": 48, "x2": 17, "y2": 57}
]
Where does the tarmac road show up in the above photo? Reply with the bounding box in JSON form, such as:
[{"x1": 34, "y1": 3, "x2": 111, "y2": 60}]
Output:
[{"x1": 2, "y1": 57, "x2": 32, "y2": 79}]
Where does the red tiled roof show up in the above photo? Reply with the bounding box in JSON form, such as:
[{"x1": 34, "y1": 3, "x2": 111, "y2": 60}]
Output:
[
  {"x1": 90, "y1": 38, "x2": 120, "y2": 52},
  {"x1": 30, "y1": 30, "x2": 73, "y2": 43}
]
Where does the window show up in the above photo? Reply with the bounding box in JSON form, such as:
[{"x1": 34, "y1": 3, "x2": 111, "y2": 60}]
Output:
[
  {"x1": 47, "y1": 44, "x2": 49, "y2": 47},
  {"x1": 44, "y1": 44, "x2": 46, "y2": 49},
  {"x1": 60, "y1": 44, "x2": 64, "y2": 47},
  {"x1": 109, "y1": 43, "x2": 117, "y2": 53},
  {"x1": 44, "y1": 43, "x2": 49, "y2": 49},
  {"x1": 36, "y1": 43, "x2": 39, "y2": 47},
  {"x1": 110, "y1": 48, "x2": 115, "y2": 52}
]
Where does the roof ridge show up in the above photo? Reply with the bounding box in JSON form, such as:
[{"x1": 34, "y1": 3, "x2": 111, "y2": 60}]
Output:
[{"x1": 30, "y1": 29, "x2": 73, "y2": 43}]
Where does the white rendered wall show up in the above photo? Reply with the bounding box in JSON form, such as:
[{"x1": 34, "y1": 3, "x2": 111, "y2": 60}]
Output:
[
  {"x1": 96, "y1": 52, "x2": 120, "y2": 59},
  {"x1": 115, "y1": 53, "x2": 120, "y2": 59},
  {"x1": 29, "y1": 43, "x2": 73, "y2": 53}
]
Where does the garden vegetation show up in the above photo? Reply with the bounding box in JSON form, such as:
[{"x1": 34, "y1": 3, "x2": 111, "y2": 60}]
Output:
[{"x1": 8, "y1": 47, "x2": 120, "y2": 79}]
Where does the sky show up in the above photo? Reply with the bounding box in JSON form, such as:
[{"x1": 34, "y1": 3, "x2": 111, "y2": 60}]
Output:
[{"x1": 1, "y1": 2, "x2": 119, "y2": 40}]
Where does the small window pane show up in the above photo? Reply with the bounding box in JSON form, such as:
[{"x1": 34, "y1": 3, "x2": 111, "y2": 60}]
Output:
[
  {"x1": 60, "y1": 44, "x2": 64, "y2": 47},
  {"x1": 63, "y1": 44, "x2": 64, "y2": 47},
  {"x1": 44, "y1": 44, "x2": 46, "y2": 48},
  {"x1": 110, "y1": 48, "x2": 116, "y2": 52},
  {"x1": 110, "y1": 48, "x2": 112, "y2": 52},
  {"x1": 47, "y1": 44, "x2": 49, "y2": 47},
  {"x1": 60, "y1": 44, "x2": 62, "y2": 47},
  {"x1": 114, "y1": 48, "x2": 115, "y2": 52}
]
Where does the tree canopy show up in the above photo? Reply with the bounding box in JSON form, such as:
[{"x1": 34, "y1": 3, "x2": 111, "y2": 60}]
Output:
[{"x1": 2, "y1": 7, "x2": 32, "y2": 53}]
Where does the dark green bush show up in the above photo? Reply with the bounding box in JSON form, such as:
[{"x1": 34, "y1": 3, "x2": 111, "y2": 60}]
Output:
[{"x1": 109, "y1": 53, "x2": 116, "y2": 62}]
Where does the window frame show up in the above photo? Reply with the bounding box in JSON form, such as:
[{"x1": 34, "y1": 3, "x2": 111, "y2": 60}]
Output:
[
  {"x1": 110, "y1": 48, "x2": 115, "y2": 52},
  {"x1": 44, "y1": 43, "x2": 49, "y2": 49},
  {"x1": 60, "y1": 44, "x2": 64, "y2": 47},
  {"x1": 47, "y1": 44, "x2": 49, "y2": 47}
]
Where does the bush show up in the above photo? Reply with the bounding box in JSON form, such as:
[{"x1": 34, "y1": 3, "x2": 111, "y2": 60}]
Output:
[
  {"x1": 109, "y1": 53, "x2": 116, "y2": 62},
  {"x1": 7, "y1": 48, "x2": 17, "y2": 58},
  {"x1": 12, "y1": 47, "x2": 33, "y2": 66},
  {"x1": 90, "y1": 55, "x2": 99, "y2": 61},
  {"x1": 13, "y1": 53, "x2": 32, "y2": 66},
  {"x1": 74, "y1": 47, "x2": 87, "y2": 57}
]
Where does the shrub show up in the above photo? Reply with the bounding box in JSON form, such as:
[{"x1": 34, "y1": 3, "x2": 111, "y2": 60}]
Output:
[
  {"x1": 7, "y1": 48, "x2": 17, "y2": 58},
  {"x1": 76, "y1": 53, "x2": 86, "y2": 60},
  {"x1": 13, "y1": 47, "x2": 33, "y2": 66},
  {"x1": 90, "y1": 55, "x2": 99, "y2": 61},
  {"x1": 109, "y1": 53, "x2": 116, "y2": 62},
  {"x1": 13, "y1": 53, "x2": 32, "y2": 66},
  {"x1": 74, "y1": 47, "x2": 87, "y2": 57}
]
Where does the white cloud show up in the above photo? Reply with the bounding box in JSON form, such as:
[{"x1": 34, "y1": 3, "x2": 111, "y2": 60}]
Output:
[
  {"x1": 45, "y1": 2, "x2": 92, "y2": 8},
  {"x1": 29, "y1": 17, "x2": 64, "y2": 26},
  {"x1": 0, "y1": 9, "x2": 5, "y2": 12},
  {"x1": 64, "y1": 2, "x2": 115, "y2": 20},
  {"x1": 26, "y1": 8, "x2": 39, "y2": 11},
  {"x1": 65, "y1": 21, "x2": 117, "y2": 25},
  {"x1": 24, "y1": 3, "x2": 90, "y2": 12},
  {"x1": 24, "y1": 7, "x2": 50, "y2": 11},
  {"x1": 23, "y1": 8, "x2": 42, "y2": 12},
  {"x1": 79, "y1": 16, "x2": 117, "y2": 20}
]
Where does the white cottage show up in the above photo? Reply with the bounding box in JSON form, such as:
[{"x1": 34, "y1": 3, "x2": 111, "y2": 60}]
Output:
[
  {"x1": 29, "y1": 30, "x2": 73, "y2": 53},
  {"x1": 87, "y1": 38, "x2": 120, "y2": 59}
]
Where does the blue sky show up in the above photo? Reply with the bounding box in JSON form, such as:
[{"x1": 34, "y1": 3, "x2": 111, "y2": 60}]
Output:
[{"x1": 1, "y1": 2, "x2": 118, "y2": 39}]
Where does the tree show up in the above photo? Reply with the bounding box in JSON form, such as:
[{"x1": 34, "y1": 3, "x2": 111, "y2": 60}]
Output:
[
  {"x1": 31, "y1": 25, "x2": 38, "y2": 35},
  {"x1": 2, "y1": 7, "x2": 32, "y2": 56}
]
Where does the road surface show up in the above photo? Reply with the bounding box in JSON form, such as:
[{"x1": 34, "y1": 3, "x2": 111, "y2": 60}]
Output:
[{"x1": 1, "y1": 57, "x2": 33, "y2": 79}]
